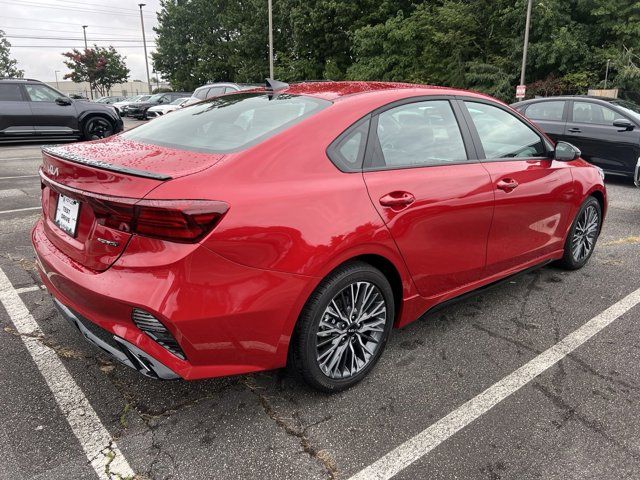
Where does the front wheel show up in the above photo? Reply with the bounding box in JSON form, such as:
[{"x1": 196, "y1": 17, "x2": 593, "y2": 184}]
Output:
[
  {"x1": 290, "y1": 262, "x2": 394, "y2": 392},
  {"x1": 557, "y1": 196, "x2": 602, "y2": 270},
  {"x1": 83, "y1": 116, "x2": 114, "y2": 140}
]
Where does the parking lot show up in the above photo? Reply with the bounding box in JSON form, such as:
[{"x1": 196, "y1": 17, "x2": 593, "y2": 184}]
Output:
[{"x1": 1, "y1": 118, "x2": 639, "y2": 479}]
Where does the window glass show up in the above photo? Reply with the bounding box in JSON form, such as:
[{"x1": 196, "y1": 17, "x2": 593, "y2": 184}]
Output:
[
  {"x1": 25, "y1": 84, "x2": 61, "y2": 102},
  {"x1": 375, "y1": 100, "x2": 467, "y2": 168},
  {"x1": 0, "y1": 84, "x2": 23, "y2": 101},
  {"x1": 328, "y1": 118, "x2": 370, "y2": 171},
  {"x1": 194, "y1": 88, "x2": 209, "y2": 100},
  {"x1": 206, "y1": 87, "x2": 225, "y2": 98},
  {"x1": 465, "y1": 101, "x2": 545, "y2": 159},
  {"x1": 611, "y1": 100, "x2": 640, "y2": 122},
  {"x1": 525, "y1": 101, "x2": 565, "y2": 121},
  {"x1": 572, "y1": 101, "x2": 625, "y2": 125},
  {"x1": 122, "y1": 93, "x2": 331, "y2": 153}
]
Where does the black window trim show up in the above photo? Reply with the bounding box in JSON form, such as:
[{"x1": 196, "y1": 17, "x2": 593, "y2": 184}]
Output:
[
  {"x1": 457, "y1": 96, "x2": 554, "y2": 163},
  {"x1": 362, "y1": 95, "x2": 478, "y2": 172}
]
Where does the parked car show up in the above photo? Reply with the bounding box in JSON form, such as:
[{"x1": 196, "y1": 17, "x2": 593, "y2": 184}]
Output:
[
  {"x1": 513, "y1": 96, "x2": 640, "y2": 186},
  {"x1": 94, "y1": 95, "x2": 127, "y2": 104},
  {"x1": 184, "y1": 82, "x2": 259, "y2": 106},
  {"x1": 0, "y1": 77, "x2": 123, "y2": 142},
  {"x1": 127, "y1": 91, "x2": 192, "y2": 119},
  {"x1": 146, "y1": 97, "x2": 191, "y2": 119},
  {"x1": 113, "y1": 95, "x2": 151, "y2": 116},
  {"x1": 33, "y1": 81, "x2": 606, "y2": 392}
]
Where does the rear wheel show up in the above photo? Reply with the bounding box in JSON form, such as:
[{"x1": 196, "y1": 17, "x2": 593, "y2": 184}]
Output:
[
  {"x1": 83, "y1": 116, "x2": 114, "y2": 140},
  {"x1": 557, "y1": 196, "x2": 602, "y2": 270},
  {"x1": 290, "y1": 262, "x2": 394, "y2": 392}
]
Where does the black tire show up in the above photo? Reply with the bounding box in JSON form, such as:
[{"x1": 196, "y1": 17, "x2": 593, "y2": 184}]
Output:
[
  {"x1": 82, "y1": 115, "x2": 115, "y2": 141},
  {"x1": 290, "y1": 261, "x2": 395, "y2": 392},
  {"x1": 556, "y1": 196, "x2": 602, "y2": 270}
]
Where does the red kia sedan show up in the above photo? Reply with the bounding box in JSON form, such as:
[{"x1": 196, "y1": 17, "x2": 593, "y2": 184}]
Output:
[{"x1": 32, "y1": 81, "x2": 606, "y2": 391}]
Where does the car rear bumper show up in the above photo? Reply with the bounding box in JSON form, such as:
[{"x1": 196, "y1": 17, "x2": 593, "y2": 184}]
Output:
[
  {"x1": 54, "y1": 299, "x2": 179, "y2": 379},
  {"x1": 31, "y1": 218, "x2": 315, "y2": 380}
]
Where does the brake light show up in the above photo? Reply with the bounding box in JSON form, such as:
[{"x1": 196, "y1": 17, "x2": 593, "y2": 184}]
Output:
[{"x1": 89, "y1": 197, "x2": 228, "y2": 243}]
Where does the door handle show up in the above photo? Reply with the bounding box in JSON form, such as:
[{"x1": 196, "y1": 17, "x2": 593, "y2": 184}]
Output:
[
  {"x1": 379, "y1": 191, "x2": 415, "y2": 208},
  {"x1": 568, "y1": 127, "x2": 582, "y2": 133},
  {"x1": 496, "y1": 178, "x2": 519, "y2": 192}
]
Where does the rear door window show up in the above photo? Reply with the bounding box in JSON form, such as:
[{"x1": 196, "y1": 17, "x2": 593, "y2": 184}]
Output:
[
  {"x1": 369, "y1": 100, "x2": 468, "y2": 169},
  {"x1": 525, "y1": 101, "x2": 565, "y2": 121},
  {"x1": 0, "y1": 84, "x2": 23, "y2": 101},
  {"x1": 122, "y1": 93, "x2": 331, "y2": 153},
  {"x1": 465, "y1": 101, "x2": 546, "y2": 159}
]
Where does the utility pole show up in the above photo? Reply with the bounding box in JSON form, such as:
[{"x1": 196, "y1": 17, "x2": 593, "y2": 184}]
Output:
[
  {"x1": 268, "y1": 0, "x2": 274, "y2": 79},
  {"x1": 54, "y1": 70, "x2": 60, "y2": 89},
  {"x1": 604, "y1": 59, "x2": 611, "y2": 89},
  {"x1": 138, "y1": 3, "x2": 152, "y2": 93},
  {"x1": 517, "y1": 0, "x2": 533, "y2": 99},
  {"x1": 82, "y1": 25, "x2": 93, "y2": 99}
]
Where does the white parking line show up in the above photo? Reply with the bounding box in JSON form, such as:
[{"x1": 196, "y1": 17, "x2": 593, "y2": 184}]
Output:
[
  {"x1": 349, "y1": 286, "x2": 640, "y2": 480},
  {"x1": 0, "y1": 206, "x2": 40, "y2": 214},
  {"x1": 0, "y1": 175, "x2": 39, "y2": 180},
  {"x1": 0, "y1": 268, "x2": 135, "y2": 480},
  {"x1": 14, "y1": 285, "x2": 44, "y2": 294}
]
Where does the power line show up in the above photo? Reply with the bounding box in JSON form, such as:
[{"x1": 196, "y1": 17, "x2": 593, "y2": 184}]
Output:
[
  {"x1": 36, "y1": 0, "x2": 147, "y2": 13},
  {"x1": 0, "y1": 25, "x2": 155, "y2": 36},
  {"x1": 0, "y1": 15, "x2": 156, "y2": 30},
  {"x1": 5, "y1": 34, "x2": 156, "y2": 42},
  {"x1": 0, "y1": 0, "x2": 157, "y2": 18},
  {"x1": 10, "y1": 44, "x2": 156, "y2": 48}
]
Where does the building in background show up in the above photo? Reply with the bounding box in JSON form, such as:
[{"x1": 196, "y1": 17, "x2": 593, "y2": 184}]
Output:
[{"x1": 46, "y1": 80, "x2": 172, "y2": 98}]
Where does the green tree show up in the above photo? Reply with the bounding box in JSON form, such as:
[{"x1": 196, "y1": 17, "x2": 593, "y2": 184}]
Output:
[
  {"x1": 0, "y1": 29, "x2": 23, "y2": 78},
  {"x1": 62, "y1": 46, "x2": 130, "y2": 96}
]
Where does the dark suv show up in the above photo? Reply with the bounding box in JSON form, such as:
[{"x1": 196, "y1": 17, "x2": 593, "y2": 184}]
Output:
[
  {"x1": 126, "y1": 91, "x2": 192, "y2": 119},
  {"x1": 0, "y1": 78, "x2": 123, "y2": 142}
]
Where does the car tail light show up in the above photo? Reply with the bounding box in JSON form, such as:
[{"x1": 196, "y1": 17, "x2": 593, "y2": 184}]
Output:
[
  {"x1": 88, "y1": 197, "x2": 228, "y2": 243},
  {"x1": 132, "y1": 308, "x2": 186, "y2": 359}
]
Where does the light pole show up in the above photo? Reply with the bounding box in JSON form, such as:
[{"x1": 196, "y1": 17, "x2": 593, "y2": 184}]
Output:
[
  {"x1": 604, "y1": 59, "x2": 611, "y2": 89},
  {"x1": 54, "y1": 70, "x2": 60, "y2": 89},
  {"x1": 518, "y1": 0, "x2": 533, "y2": 99},
  {"x1": 268, "y1": 0, "x2": 274, "y2": 79},
  {"x1": 81, "y1": 25, "x2": 93, "y2": 99},
  {"x1": 138, "y1": 3, "x2": 152, "y2": 94}
]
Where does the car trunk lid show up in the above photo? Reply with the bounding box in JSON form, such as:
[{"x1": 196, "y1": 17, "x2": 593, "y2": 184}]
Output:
[{"x1": 39, "y1": 138, "x2": 225, "y2": 271}]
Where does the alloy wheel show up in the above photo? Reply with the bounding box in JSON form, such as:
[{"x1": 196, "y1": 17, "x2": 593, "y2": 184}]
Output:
[
  {"x1": 316, "y1": 281, "x2": 388, "y2": 379},
  {"x1": 572, "y1": 204, "x2": 599, "y2": 262},
  {"x1": 86, "y1": 118, "x2": 113, "y2": 140}
]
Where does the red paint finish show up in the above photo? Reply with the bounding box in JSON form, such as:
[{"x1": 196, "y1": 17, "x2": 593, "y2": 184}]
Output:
[{"x1": 31, "y1": 81, "x2": 607, "y2": 380}]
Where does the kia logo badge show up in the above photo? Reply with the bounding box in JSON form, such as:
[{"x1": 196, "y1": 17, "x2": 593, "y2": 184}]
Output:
[{"x1": 47, "y1": 164, "x2": 59, "y2": 176}]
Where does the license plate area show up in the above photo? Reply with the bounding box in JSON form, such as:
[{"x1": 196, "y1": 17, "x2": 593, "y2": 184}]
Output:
[{"x1": 54, "y1": 194, "x2": 80, "y2": 237}]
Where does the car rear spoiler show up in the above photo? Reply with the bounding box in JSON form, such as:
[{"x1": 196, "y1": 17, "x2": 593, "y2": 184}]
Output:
[{"x1": 42, "y1": 145, "x2": 172, "y2": 181}]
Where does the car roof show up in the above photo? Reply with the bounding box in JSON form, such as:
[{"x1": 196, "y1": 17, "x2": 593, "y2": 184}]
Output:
[
  {"x1": 238, "y1": 81, "x2": 496, "y2": 102},
  {"x1": 513, "y1": 95, "x2": 621, "y2": 106}
]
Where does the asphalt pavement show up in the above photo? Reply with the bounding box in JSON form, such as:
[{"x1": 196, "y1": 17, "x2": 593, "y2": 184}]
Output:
[{"x1": 0, "y1": 121, "x2": 639, "y2": 479}]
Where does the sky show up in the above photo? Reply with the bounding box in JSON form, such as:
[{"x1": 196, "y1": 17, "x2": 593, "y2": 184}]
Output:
[{"x1": 1, "y1": 0, "x2": 162, "y2": 82}]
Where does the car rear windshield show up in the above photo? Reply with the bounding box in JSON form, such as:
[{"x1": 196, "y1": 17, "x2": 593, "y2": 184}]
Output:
[{"x1": 122, "y1": 93, "x2": 331, "y2": 153}]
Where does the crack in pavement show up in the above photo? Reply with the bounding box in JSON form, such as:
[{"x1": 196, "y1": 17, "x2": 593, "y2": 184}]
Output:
[
  {"x1": 243, "y1": 378, "x2": 338, "y2": 479},
  {"x1": 471, "y1": 323, "x2": 639, "y2": 392},
  {"x1": 533, "y1": 382, "x2": 640, "y2": 463}
]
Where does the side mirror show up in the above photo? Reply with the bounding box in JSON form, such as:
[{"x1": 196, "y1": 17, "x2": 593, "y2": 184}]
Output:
[
  {"x1": 554, "y1": 141, "x2": 581, "y2": 162},
  {"x1": 613, "y1": 118, "x2": 635, "y2": 131},
  {"x1": 55, "y1": 97, "x2": 72, "y2": 106}
]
